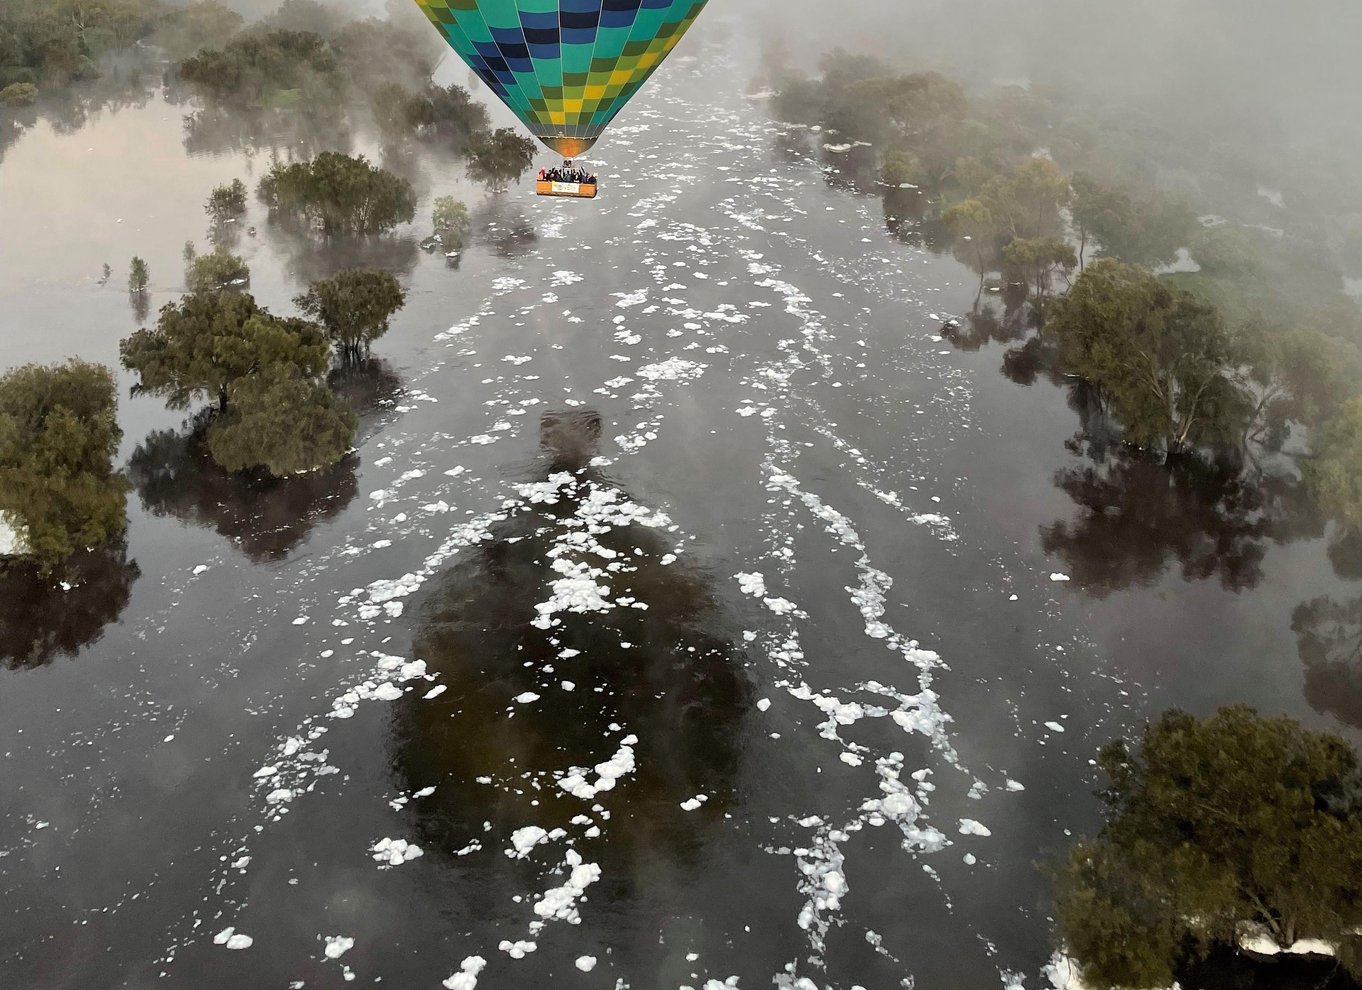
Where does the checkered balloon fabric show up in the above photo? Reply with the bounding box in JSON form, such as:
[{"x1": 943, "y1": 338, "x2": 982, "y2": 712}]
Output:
[{"x1": 412, "y1": 0, "x2": 709, "y2": 156}]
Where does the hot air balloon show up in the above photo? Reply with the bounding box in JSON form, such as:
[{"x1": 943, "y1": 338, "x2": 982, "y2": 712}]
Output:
[{"x1": 412, "y1": 0, "x2": 709, "y2": 195}]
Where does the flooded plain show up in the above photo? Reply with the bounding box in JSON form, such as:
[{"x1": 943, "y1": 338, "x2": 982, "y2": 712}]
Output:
[{"x1": 2, "y1": 34, "x2": 1359, "y2": 990}]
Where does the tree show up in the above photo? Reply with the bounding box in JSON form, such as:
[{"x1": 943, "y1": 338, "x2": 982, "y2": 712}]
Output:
[
  {"x1": 294, "y1": 269, "x2": 406, "y2": 363},
  {"x1": 466, "y1": 128, "x2": 537, "y2": 193},
  {"x1": 0, "y1": 82, "x2": 36, "y2": 106},
  {"x1": 205, "y1": 364, "x2": 356, "y2": 475},
  {"x1": 0, "y1": 361, "x2": 128, "y2": 575},
  {"x1": 1003, "y1": 236, "x2": 1077, "y2": 299},
  {"x1": 176, "y1": 28, "x2": 338, "y2": 107},
  {"x1": 205, "y1": 178, "x2": 247, "y2": 224},
  {"x1": 1235, "y1": 325, "x2": 1360, "y2": 455},
  {"x1": 941, "y1": 197, "x2": 1003, "y2": 299},
  {"x1": 1047, "y1": 259, "x2": 1244, "y2": 453},
  {"x1": 1305, "y1": 398, "x2": 1362, "y2": 532},
  {"x1": 1070, "y1": 173, "x2": 1195, "y2": 270},
  {"x1": 431, "y1": 195, "x2": 471, "y2": 249},
  {"x1": 258, "y1": 152, "x2": 416, "y2": 235},
  {"x1": 1056, "y1": 707, "x2": 1362, "y2": 989},
  {"x1": 151, "y1": 0, "x2": 243, "y2": 59},
  {"x1": 879, "y1": 149, "x2": 923, "y2": 187},
  {"x1": 128, "y1": 256, "x2": 149, "y2": 294},
  {"x1": 993, "y1": 157, "x2": 1070, "y2": 241},
  {"x1": 186, "y1": 247, "x2": 249, "y2": 292},
  {"x1": 120, "y1": 291, "x2": 329, "y2": 414}
]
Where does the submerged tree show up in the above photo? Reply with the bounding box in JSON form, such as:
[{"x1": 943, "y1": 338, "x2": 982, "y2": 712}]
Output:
[
  {"x1": 941, "y1": 196, "x2": 1003, "y2": 299},
  {"x1": 185, "y1": 247, "x2": 249, "y2": 292},
  {"x1": 206, "y1": 365, "x2": 356, "y2": 475},
  {"x1": 1057, "y1": 707, "x2": 1362, "y2": 990},
  {"x1": 294, "y1": 269, "x2": 406, "y2": 364},
  {"x1": 257, "y1": 151, "x2": 416, "y2": 235},
  {"x1": 1047, "y1": 259, "x2": 1244, "y2": 453},
  {"x1": 0, "y1": 361, "x2": 129, "y2": 575},
  {"x1": 466, "y1": 127, "x2": 537, "y2": 193},
  {"x1": 128, "y1": 256, "x2": 149, "y2": 294},
  {"x1": 205, "y1": 178, "x2": 248, "y2": 224},
  {"x1": 121, "y1": 292, "x2": 353, "y2": 476},
  {"x1": 431, "y1": 195, "x2": 471, "y2": 250},
  {"x1": 1306, "y1": 397, "x2": 1362, "y2": 533},
  {"x1": 1070, "y1": 172, "x2": 1194, "y2": 270},
  {"x1": 121, "y1": 292, "x2": 328, "y2": 413}
]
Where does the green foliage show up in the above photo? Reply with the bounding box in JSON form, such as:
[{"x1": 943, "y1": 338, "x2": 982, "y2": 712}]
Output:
[
  {"x1": 0, "y1": 81, "x2": 36, "y2": 106},
  {"x1": 0, "y1": 0, "x2": 160, "y2": 89},
  {"x1": 880, "y1": 149, "x2": 923, "y2": 188},
  {"x1": 186, "y1": 247, "x2": 249, "y2": 292},
  {"x1": 1049, "y1": 260, "x2": 1244, "y2": 452},
  {"x1": 176, "y1": 28, "x2": 337, "y2": 108},
  {"x1": 1236, "y1": 325, "x2": 1360, "y2": 450},
  {"x1": 294, "y1": 269, "x2": 406, "y2": 362},
  {"x1": 206, "y1": 178, "x2": 247, "y2": 223},
  {"x1": 120, "y1": 291, "x2": 328, "y2": 413},
  {"x1": 373, "y1": 81, "x2": 489, "y2": 145},
  {"x1": 0, "y1": 361, "x2": 128, "y2": 575},
  {"x1": 128, "y1": 256, "x2": 149, "y2": 294},
  {"x1": 1003, "y1": 237, "x2": 1077, "y2": 298},
  {"x1": 258, "y1": 152, "x2": 416, "y2": 236},
  {"x1": 941, "y1": 196, "x2": 1004, "y2": 290},
  {"x1": 151, "y1": 0, "x2": 243, "y2": 60},
  {"x1": 431, "y1": 195, "x2": 471, "y2": 248},
  {"x1": 1070, "y1": 173, "x2": 1195, "y2": 269},
  {"x1": 205, "y1": 364, "x2": 355, "y2": 476},
  {"x1": 1305, "y1": 398, "x2": 1362, "y2": 533},
  {"x1": 466, "y1": 128, "x2": 538, "y2": 193},
  {"x1": 1057, "y1": 707, "x2": 1362, "y2": 989},
  {"x1": 1170, "y1": 227, "x2": 1362, "y2": 341}
]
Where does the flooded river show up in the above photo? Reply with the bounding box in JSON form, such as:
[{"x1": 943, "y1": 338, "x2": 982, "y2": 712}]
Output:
[{"x1": 2, "y1": 32, "x2": 1359, "y2": 990}]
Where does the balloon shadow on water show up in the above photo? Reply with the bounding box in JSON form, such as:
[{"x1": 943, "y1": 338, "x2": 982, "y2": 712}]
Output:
[
  {"x1": 0, "y1": 544, "x2": 140, "y2": 671},
  {"x1": 391, "y1": 409, "x2": 755, "y2": 952},
  {"x1": 126, "y1": 420, "x2": 358, "y2": 563},
  {"x1": 472, "y1": 200, "x2": 538, "y2": 259},
  {"x1": 1040, "y1": 443, "x2": 1323, "y2": 599}
]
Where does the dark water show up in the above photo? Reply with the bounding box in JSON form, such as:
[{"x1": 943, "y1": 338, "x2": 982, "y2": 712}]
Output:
[{"x1": 2, "y1": 32, "x2": 1359, "y2": 990}]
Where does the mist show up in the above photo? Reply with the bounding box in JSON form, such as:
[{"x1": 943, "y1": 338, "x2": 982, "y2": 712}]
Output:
[{"x1": 738, "y1": 0, "x2": 1362, "y2": 252}]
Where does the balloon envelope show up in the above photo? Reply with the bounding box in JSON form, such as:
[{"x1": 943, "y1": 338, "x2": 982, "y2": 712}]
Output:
[{"x1": 412, "y1": 0, "x2": 709, "y2": 157}]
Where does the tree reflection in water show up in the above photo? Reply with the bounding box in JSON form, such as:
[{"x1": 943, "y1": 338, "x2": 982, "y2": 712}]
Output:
[
  {"x1": 127, "y1": 423, "x2": 358, "y2": 562},
  {"x1": 0, "y1": 545, "x2": 140, "y2": 670},
  {"x1": 392, "y1": 410, "x2": 753, "y2": 928},
  {"x1": 1293, "y1": 593, "x2": 1362, "y2": 730},
  {"x1": 1041, "y1": 445, "x2": 1322, "y2": 597},
  {"x1": 326, "y1": 357, "x2": 405, "y2": 442}
]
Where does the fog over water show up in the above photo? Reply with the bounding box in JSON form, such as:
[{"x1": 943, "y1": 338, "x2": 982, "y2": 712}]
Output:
[{"x1": 2, "y1": 3, "x2": 1361, "y2": 989}]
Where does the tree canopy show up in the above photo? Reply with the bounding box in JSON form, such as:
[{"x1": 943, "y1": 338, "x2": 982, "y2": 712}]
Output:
[
  {"x1": 294, "y1": 268, "x2": 406, "y2": 363},
  {"x1": 1305, "y1": 398, "x2": 1362, "y2": 533},
  {"x1": 0, "y1": 360, "x2": 128, "y2": 575},
  {"x1": 432, "y1": 195, "x2": 471, "y2": 250},
  {"x1": 206, "y1": 178, "x2": 247, "y2": 224},
  {"x1": 121, "y1": 292, "x2": 354, "y2": 477},
  {"x1": 121, "y1": 291, "x2": 328, "y2": 413},
  {"x1": 1048, "y1": 259, "x2": 1243, "y2": 453},
  {"x1": 466, "y1": 128, "x2": 537, "y2": 193},
  {"x1": 1057, "y1": 706, "x2": 1362, "y2": 989},
  {"x1": 258, "y1": 152, "x2": 416, "y2": 236},
  {"x1": 206, "y1": 364, "x2": 356, "y2": 476},
  {"x1": 186, "y1": 247, "x2": 249, "y2": 292}
]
